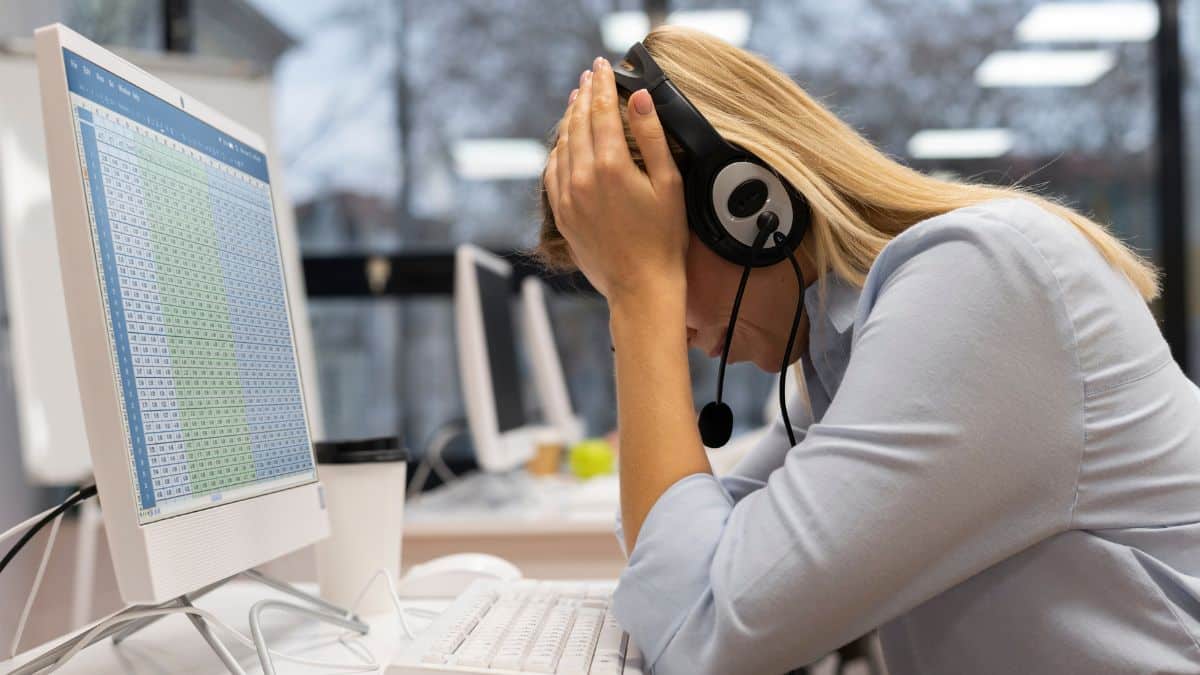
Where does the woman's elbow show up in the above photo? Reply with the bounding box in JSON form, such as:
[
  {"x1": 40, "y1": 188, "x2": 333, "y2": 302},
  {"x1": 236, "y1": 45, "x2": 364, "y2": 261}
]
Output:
[{"x1": 646, "y1": 590, "x2": 830, "y2": 675}]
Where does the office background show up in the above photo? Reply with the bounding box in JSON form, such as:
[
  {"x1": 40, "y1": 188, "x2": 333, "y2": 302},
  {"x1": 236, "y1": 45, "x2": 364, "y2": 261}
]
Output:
[{"x1": 0, "y1": 0, "x2": 1197, "y2": 548}]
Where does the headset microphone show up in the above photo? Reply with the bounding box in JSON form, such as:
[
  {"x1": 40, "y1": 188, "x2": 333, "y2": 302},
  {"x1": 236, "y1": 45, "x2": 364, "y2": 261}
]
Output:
[{"x1": 698, "y1": 212, "x2": 780, "y2": 448}]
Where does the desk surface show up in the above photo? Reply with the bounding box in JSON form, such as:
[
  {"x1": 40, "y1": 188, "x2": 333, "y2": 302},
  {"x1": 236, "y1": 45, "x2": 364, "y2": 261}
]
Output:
[
  {"x1": 2, "y1": 581, "x2": 441, "y2": 675},
  {"x1": 404, "y1": 473, "x2": 620, "y2": 538}
]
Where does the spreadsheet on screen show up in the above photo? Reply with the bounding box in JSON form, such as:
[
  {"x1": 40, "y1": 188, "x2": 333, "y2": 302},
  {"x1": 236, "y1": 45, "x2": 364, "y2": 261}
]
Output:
[{"x1": 63, "y1": 48, "x2": 317, "y2": 524}]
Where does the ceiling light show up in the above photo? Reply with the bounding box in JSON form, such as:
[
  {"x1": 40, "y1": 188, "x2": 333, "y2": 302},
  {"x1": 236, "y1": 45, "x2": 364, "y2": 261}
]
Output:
[
  {"x1": 907, "y1": 129, "x2": 1015, "y2": 160},
  {"x1": 975, "y1": 49, "x2": 1116, "y2": 87},
  {"x1": 669, "y1": 10, "x2": 752, "y2": 47},
  {"x1": 601, "y1": 12, "x2": 650, "y2": 54},
  {"x1": 452, "y1": 139, "x2": 547, "y2": 181},
  {"x1": 601, "y1": 10, "x2": 751, "y2": 53},
  {"x1": 1016, "y1": 2, "x2": 1159, "y2": 43}
]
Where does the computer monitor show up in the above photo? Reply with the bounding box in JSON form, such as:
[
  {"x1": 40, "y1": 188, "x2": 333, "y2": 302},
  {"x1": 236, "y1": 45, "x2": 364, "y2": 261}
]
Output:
[
  {"x1": 1, "y1": 40, "x2": 325, "y2": 489},
  {"x1": 454, "y1": 244, "x2": 569, "y2": 471},
  {"x1": 520, "y1": 276, "x2": 584, "y2": 445},
  {"x1": 35, "y1": 24, "x2": 328, "y2": 603}
]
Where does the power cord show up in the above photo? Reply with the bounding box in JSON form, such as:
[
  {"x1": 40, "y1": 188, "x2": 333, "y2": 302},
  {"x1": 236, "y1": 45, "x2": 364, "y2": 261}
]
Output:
[
  {"x1": 3, "y1": 484, "x2": 100, "y2": 659},
  {"x1": 0, "y1": 484, "x2": 98, "y2": 578},
  {"x1": 1, "y1": 507, "x2": 64, "y2": 547}
]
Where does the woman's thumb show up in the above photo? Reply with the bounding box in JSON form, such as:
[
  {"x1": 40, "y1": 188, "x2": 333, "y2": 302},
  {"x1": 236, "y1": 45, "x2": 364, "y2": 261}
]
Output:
[{"x1": 628, "y1": 89, "x2": 679, "y2": 189}]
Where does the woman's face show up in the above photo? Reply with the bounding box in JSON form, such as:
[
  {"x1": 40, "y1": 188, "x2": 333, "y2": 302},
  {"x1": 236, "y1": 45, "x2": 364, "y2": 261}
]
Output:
[{"x1": 683, "y1": 233, "x2": 810, "y2": 373}]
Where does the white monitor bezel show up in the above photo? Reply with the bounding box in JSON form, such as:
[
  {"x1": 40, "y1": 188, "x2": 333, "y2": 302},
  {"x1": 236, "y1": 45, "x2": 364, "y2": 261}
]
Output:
[
  {"x1": 519, "y1": 276, "x2": 584, "y2": 445},
  {"x1": 454, "y1": 244, "x2": 557, "y2": 472},
  {"x1": 35, "y1": 23, "x2": 328, "y2": 603}
]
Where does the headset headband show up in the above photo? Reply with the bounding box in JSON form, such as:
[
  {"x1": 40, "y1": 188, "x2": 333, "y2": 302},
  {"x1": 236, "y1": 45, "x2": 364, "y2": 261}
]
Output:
[{"x1": 613, "y1": 42, "x2": 732, "y2": 162}]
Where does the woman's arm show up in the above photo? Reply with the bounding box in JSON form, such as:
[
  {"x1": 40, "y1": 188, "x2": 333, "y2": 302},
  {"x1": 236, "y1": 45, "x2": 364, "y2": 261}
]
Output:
[
  {"x1": 719, "y1": 386, "x2": 815, "y2": 501},
  {"x1": 611, "y1": 217, "x2": 1085, "y2": 674},
  {"x1": 610, "y1": 289, "x2": 711, "y2": 553},
  {"x1": 544, "y1": 58, "x2": 711, "y2": 552}
]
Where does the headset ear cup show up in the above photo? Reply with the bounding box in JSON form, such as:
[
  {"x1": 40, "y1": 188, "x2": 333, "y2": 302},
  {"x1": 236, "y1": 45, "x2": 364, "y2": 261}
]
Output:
[{"x1": 693, "y1": 158, "x2": 808, "y2": 268}]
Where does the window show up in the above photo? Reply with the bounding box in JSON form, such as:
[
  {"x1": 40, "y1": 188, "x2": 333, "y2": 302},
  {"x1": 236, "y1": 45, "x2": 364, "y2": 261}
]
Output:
[{"x1": 262, "y1": 0, "x2": 1173, "y2": 449}]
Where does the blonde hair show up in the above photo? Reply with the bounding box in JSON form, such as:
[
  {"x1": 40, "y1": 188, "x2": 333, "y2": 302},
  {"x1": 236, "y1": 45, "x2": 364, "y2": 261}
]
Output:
[{"x1": 537, "y1": 26, "x2": 1160, "y2": 302}]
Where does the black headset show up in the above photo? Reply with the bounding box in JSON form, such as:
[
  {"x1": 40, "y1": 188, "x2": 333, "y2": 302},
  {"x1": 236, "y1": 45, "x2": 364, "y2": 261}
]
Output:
[
  {"x1": 611, "y1": 42, "x2": 812, "y2": 449},
  {"x1": 612, "y1": 42, "x2": 811, "y2": 268}
]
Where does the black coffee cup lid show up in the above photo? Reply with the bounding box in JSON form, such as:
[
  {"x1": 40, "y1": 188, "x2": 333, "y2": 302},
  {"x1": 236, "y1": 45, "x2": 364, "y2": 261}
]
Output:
[{"x1": 314, "y1": 436, "x2": 406, "y2": 464}]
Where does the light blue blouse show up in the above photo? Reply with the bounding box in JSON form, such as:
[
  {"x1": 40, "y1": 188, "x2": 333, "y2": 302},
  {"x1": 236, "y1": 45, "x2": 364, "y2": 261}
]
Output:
[{"x1": 612, "y1": 198, "x2": 1200, "y2": 674}]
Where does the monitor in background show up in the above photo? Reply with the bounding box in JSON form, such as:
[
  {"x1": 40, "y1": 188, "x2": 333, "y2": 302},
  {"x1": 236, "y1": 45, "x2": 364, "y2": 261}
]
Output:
[
  {"x1": 520, "y1": 276, "x2": 584, "y2": 445},
  {"x1": 455, "y1": 244, "x2": 565, "y2": 472},
  {"x1": 478, "y1": 260, "x2": 528, "y2": 434},
  {"x1": 35, "y1": 24, "x2": 328, "y2": 603}
]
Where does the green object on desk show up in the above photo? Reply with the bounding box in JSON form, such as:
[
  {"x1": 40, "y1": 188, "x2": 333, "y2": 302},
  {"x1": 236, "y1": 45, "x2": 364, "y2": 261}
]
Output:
[{"x1": 568, "y1": 439, "x2": 616, "y2": 479}]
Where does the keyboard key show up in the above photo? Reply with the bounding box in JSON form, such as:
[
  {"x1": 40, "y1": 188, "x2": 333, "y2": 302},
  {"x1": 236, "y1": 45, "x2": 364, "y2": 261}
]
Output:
[
  {"x1": 589, "y1": 615, "x2": 627, "y2": 675},
  {"x1": 402, "y1": 581, "x2": 631, "y2": 675},
  {"x1": 556, "y1": 606, "x2": 602, "y2": 673},
  {"x1": 521, "y1": 602, "x2": 575, "y2": 672},
  {"x1": 491, "y1": 598, "x2": 553, "y2": 669},
  {"x1": 455, "y1": 598, "x2": 522, "y2": 666}
]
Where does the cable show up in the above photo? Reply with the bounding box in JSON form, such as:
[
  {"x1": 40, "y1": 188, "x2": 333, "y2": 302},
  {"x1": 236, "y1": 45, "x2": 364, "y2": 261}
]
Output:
[
  {"x1": 43, "y1": 565, "x2": 419, "y2": 673},
  {"x1": 249, "y1": 567, "x2": 439, "y2": 674},
  {"x1": 428, "y1": 440, "x2": 458, "y2": 486},
  {"x1": 10, "y1": 513, "x2": 63, "y2": 658},
  {"x1": 0, "y1": 505, "x2": 63, "y2": 547},
  {"x1": 347, "y1": 567, "x2": 417, "y2": 640},
  {"x1": 773, "y1": 231, "x2": 807, "y2": 448},
  {"x1": 36, "y1": 552, "x2": 435, "y2": 673},
  {"x1": 408, "y1": 420, "x2": 467, "y2": 499},
  {"x1": 43, "y1": 605, "x2": 379, "y2": 675},
  {"x1": 0, "y1": 484, "x2": 97, "y2": 579},
  {"x1": 699, "y1": 213, "x2": 777, "y2": 448},
  {"x1": 716, "y1": 261, "x2": 753, "y2": 405}
]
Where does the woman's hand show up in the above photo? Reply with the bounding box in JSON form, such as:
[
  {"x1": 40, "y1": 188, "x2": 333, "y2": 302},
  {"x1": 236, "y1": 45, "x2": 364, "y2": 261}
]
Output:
[{"x1": 544, "y1": 57, "x2": 688, "y2": 306}]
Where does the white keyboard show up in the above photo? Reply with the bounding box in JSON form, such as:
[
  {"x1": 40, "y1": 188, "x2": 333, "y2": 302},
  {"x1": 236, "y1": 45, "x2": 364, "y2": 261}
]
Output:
[{"x1": 389, "y1": 579, "x2": 644, "y2": 675}]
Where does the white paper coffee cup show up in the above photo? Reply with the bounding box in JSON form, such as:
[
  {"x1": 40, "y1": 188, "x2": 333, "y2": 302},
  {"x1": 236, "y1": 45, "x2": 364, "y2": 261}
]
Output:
[{"x1": 314, "y1": 436, "x2": 407, "y2": 615}]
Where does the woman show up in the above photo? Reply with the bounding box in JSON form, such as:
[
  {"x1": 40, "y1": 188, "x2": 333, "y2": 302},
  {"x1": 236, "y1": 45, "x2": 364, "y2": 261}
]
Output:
[{"x1": 538, "y1": 26, "x2": 1200, "y2": 675}]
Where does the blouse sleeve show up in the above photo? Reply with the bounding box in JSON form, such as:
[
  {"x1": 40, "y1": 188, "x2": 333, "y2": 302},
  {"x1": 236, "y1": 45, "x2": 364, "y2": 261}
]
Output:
[
  {"x1": 611, "y1": 216, "x2": 1084, "y2": 674},
  {"x1": 613, "y1": 386, "x2": 813, "y2": 556},
  {"x1": 719, "y1": 390, "x2": 813, "y2": 503}
]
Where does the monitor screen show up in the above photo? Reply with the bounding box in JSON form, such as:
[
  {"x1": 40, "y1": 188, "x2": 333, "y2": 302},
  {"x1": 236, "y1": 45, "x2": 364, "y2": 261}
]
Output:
[
  {"x1": 63, "y1": 48, "x2": 317, "y2": 524},
  {"x1": 475, "y1": 263, "x2": 527, "y2": 433}
]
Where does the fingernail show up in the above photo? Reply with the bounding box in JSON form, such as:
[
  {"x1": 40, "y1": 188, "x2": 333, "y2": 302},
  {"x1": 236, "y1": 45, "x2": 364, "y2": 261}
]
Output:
[
  {"x1": 568, "y1": 88, "x2": 578, "y2": 103},
  {"x1": 594, "y1": 56, "x2": 608, "y2": 71},
  {"x1": 580, "y1": 70, "x2": 590, "y2": 86},
  {"x1": 583, "y1": 71, "x2": 592, "y2": 85},
  {"x1": 633, "y1": 89, "x2": 653, "y2": 115}
]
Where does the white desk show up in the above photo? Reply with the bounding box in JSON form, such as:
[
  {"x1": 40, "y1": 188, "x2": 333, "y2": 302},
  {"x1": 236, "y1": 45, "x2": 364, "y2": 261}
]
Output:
[
  {"x1": 402, "y1": 474, "x2": 625, "y2": 580},
  {"x1": 385, "y1": 435, "x2": 764, "y2": 581},
  {"x1": 1, "y1": 580, "x2": 441, "y2": 674},
  {"x1": 1, "y1": 578, "x2": 872, "y2": 675}
]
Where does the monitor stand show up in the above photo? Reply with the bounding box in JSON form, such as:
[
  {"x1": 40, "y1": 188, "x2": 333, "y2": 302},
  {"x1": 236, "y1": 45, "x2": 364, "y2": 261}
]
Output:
[{"x1": 9, "y1": 568, "x2": 367, "y2": 675}]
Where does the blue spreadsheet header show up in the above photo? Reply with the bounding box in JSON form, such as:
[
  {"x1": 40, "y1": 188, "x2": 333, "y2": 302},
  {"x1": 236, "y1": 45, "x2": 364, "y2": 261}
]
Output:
[{"x1": 63, "y1": 48, "x2": 270, "y2": 183}]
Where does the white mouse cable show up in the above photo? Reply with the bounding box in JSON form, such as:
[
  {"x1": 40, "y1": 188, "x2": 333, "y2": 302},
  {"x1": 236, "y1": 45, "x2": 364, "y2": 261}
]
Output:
[
  {"x1": 250, "y1": 566, "x2": 452, "y2": 673},
  {"x1": 345, "y1": 568, "x2": 446, "y2": 639}
]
